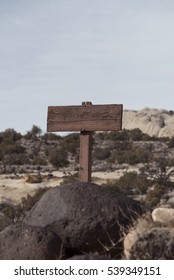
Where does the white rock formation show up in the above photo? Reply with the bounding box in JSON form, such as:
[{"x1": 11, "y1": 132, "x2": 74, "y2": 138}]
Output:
[{"x1": 123, "y1": 108, "x2": 174, "y2": 138}]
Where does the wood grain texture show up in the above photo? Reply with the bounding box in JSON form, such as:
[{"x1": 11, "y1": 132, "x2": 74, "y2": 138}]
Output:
[
  {"x1": 47, "y1": 104, "x2": 123, "y2": 132},
  {"x1": 79, "y1": 131, "x2": 92, "y2": 182}
]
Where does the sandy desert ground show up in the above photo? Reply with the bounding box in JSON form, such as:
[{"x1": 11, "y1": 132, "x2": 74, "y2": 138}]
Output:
[{"x1": 0, "y1": 165, "x2": 143, "y2": 205}]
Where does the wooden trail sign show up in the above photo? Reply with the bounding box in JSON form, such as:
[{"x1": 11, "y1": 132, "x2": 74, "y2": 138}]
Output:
[{"x1": 47, "y1": 102, "x2": 123, "y2": 182}]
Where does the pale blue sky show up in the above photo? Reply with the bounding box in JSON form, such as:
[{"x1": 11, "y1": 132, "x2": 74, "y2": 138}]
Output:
[{"x1": 0, "y1": 0, "x2": 174, "y2": 133}]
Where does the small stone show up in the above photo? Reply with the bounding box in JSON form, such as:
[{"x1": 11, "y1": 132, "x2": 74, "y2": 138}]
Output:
[{"x1": 152, "y1": 208, "x2": 174, "y2": 226}]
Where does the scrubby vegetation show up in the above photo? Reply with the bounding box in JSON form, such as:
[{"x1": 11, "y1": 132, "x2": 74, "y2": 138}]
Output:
[
  {"x1": 0, "y1": 125, "x2": 174, "y2": 210},
  {"x1": 0, "y1": 126, "x2": 172, "y2": 174},
  {"x1": 0, "y1": 126, "x2": 81, "y2": 173},
  {"x1": 106, "y1": 172, "x2": 150, "y2": 195}
]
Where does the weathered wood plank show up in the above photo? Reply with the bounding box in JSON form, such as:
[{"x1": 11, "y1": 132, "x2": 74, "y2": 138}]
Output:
[
  {"x1": 47, "y1": 104, "x2": 123, "y2": 132},
  {"x1": 79, "y1": 131, "x2": 92, "y2": 182}
]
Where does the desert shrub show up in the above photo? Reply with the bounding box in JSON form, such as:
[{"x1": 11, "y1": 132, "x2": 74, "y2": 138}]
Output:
[
  {"x1": 30, "y1": 143, "x2": 42, "y2": 157},
  {"x1": 130, "y1": 148, "x2": 151, "y2": 164},
  {"x1": 42, "y1": 132, "x2": 62, "y2": 141},
  {"x1": 0, "y1": 128, "x2": 22, "y2": 144},
  {"x1": 128, "y1": 128, "x2": 144, "y2": 141},
  {"x1": 93, "y1": 147, "x2": 111, "y2": 160},
  {"x1": 147, "y1": 157, "x2": 174, "y2": 189},
  {"x1": 48, "y1": 147, "x2": 69, "y2": 168},
  {"x1": 145, "y1": 184, "x2": 167, "y2": 208},
  {"x1": 94, "y1": 132, "x2": 105, "y2": 141},
  {"x1": 109, "y1": 147, "x2": 151, "y2": 165},
  {"x1": 19, "y1": 188, "x2": 50, "y2": 213},
  {"x1": 104, "y1": 129, "x2": 154, "y2": 142},
  {"x1": 62, "y1": 133, "x2": 80, "y2": 155},
  {"x1": 114, "y1": 141, "x2": 131, "y2": 151},
  {"x1": 129, "y1": 128, "x2": 157, "y2": 141},
  {"x1": 108, "y1": 151, "x2": 122, "y2": 164},
  {"x1": 0, "y1": 189, "x2": 50, "y2": 223},
  {"x1": 104, "y1": 129, "x2": 130, "y2": 141},
  {"x1": 0, "y1": 144, "x2": 29, "y2": 168},
  {"x1": 0, "y1": 143, "x2": 25, "y2": 155},
  {"x1": 24, "y1": 125, "x2": 42, "y2": 140},
  {"x1": 32, "y1": 157, "x2": 47, "y2": 166},
  {"x1": 0, "y1": 203, "x2": 18, "y2": 220},
  {"x1": 159, "y1": 136, "x2": 170, "y2": 143},
  {"x1": 9, "y1": 154, "x2": 30, "y2": 165},
  {"x1": 107, "y1": 172, "x2": 150, "y2": 195},
  {"x1": 44, "y1": 146, "x2": 51, "y2": 157},
  {"x1": 60, "y1": 173, "x2": 79, "y2": 185}
]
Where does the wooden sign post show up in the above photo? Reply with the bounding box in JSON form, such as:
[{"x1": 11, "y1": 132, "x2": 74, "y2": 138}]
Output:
[{"x1": 47, "y1": 102, "x2": 123, "y2": 182}]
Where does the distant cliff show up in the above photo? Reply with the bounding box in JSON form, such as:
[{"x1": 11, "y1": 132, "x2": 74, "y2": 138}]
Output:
[{"x1": 123, "y1": 108, "x2": 174, "y2": 138}]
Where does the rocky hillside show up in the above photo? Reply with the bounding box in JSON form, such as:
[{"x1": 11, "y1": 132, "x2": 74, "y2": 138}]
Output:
[{"x1": 123, "y1": 108, "x2": 174, "y2": 138}]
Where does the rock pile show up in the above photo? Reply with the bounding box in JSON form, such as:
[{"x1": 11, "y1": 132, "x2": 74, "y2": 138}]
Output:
[
  {"x1": 123, "y1": 208, "x2": 174, "y2": 260},
  {"x1": 0, "y1": 182, "x2": 144, "y2": 260}
]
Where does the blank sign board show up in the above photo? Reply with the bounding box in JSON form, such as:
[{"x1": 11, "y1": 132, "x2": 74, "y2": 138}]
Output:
[{"x1": 47, "y1": 104, "x2": 123, "y2": 132}]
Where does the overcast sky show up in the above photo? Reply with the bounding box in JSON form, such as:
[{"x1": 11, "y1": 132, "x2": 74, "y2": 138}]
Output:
[{"x1": 1, "y1": 0, "x2": 174, "y2": 133}]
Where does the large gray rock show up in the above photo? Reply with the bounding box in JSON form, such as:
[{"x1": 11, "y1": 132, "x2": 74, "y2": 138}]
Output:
[
  {"x1": 24, "y1": 183, "x2": 144, "y2": 258},
  {"x1": 0, "y1": 224, "x2": 63, "y2": 260}
]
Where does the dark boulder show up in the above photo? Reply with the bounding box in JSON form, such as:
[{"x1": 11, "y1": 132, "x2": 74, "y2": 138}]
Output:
[
  {"x1": 0, "y1": 224, "x2": 63, "y2": 260},
  {"x1": 24, "y1": 183, "x2": 144, "y2": 258}
]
